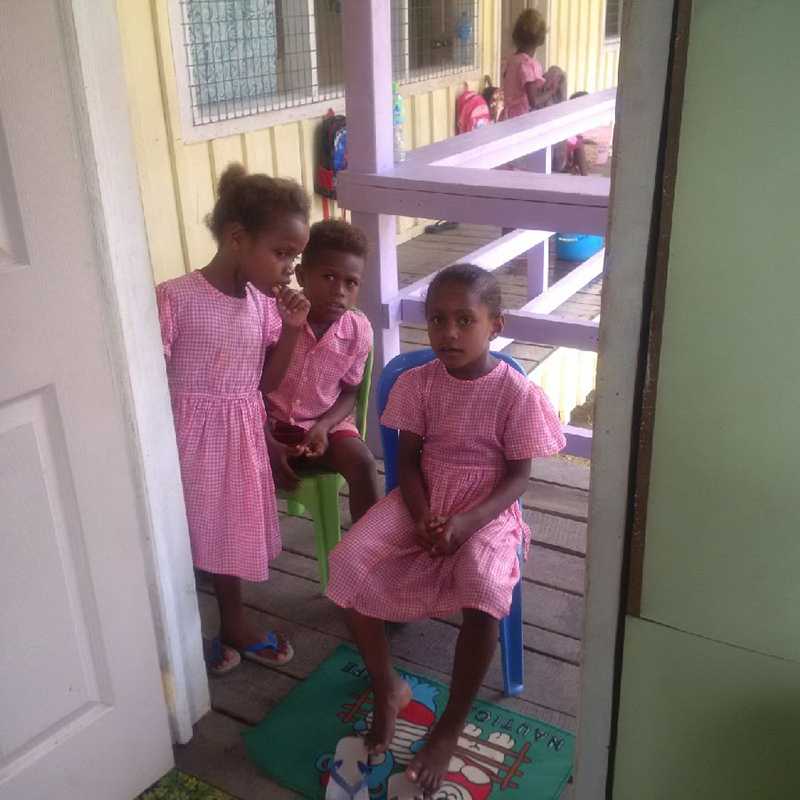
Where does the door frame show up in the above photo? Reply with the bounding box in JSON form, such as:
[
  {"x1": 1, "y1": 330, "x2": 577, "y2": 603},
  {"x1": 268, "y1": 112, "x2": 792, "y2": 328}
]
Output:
[
  {"x1": 62, "y1": 0, "x2": 209, "y2": 743},
  {"x1": 574, "y1": 0, "x2": 680, "y2": 796}
]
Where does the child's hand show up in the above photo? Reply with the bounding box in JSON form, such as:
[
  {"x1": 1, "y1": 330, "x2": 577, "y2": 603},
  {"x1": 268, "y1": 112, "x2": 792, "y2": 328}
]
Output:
[
  {"x1": 274, "y1": 285, "x2": 310, "y2": 329},
  {"x1": 266, "y1": 433, "x2": 301, "y2": 491},
  {"x1": 413, "y1": 513, "x2": 446, "y2": 551},
  {"x1": 429, "y1": 514, "x2": 474, "y2": 557},
  {"x1": 300, "y1": 425, "x2": 329, "y2": 459}
]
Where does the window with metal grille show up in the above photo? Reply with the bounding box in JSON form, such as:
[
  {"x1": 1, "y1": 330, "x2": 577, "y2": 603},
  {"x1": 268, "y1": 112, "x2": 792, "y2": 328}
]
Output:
[
  {"x1": 605, "y1": 0, "x2": 622, "y2": 42},
  {"x1": 172, "y1": 0, "x2": 480, "y2": 130}
]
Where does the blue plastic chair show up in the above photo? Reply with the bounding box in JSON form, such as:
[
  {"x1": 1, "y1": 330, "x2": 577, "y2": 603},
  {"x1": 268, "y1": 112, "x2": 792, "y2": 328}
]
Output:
[{"x1": 377, "y1": 348, "x2": 526, "y2": 697}]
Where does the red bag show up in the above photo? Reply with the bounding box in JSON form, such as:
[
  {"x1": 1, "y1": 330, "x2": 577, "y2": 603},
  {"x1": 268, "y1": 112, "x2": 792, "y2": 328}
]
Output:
[{"x1": 456, "y1": 89, "x2": 491, "y2": 134}]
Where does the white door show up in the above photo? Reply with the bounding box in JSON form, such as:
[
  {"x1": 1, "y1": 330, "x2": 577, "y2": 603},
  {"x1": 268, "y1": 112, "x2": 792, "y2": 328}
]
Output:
[{"x1": 0, "y1": 2, "x2": 174, "y2": 799}]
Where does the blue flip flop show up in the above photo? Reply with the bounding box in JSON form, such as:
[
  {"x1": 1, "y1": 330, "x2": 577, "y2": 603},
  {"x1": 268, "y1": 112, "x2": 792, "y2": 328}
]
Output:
[
  {"x1": 206, "y1": 638, "x2": 241, "y2": 676},
  {"x1": 241, "y1": 631, "x2": 294, "y2": 666}
]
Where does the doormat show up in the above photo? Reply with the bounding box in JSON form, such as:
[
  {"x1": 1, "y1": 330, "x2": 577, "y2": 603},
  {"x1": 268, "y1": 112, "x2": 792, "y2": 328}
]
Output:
[
  {"x1": 244, "y1": 644, "x2": 574, "y2": 800},
  {"x1": 137, "y1": 769, "x2": 235, "y2": 800}
]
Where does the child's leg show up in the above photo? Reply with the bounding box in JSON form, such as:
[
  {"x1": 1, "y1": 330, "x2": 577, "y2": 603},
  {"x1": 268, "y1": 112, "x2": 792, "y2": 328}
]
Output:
[
  {"x1": 318, "y1": 436, "x2": 380, "y2": 522},
  {"x1": 345, "y1": 608, "x2": 411, "y2": 753},
  {"x1": 213, "y1": 573, "x2": 292, "y2": 659},
  {"x1": 406, "y1": 609, "x2": 499, "y2": 792}
]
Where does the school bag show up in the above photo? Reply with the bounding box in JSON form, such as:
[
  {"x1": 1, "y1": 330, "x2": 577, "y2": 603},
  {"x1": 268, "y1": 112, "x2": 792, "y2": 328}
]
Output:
[
  {"x1": 455, "y1": 88, "x2": 491, "y2": 134},
  {"x1": 315, "y1": 111, "x2": 347, "y2": 199}
]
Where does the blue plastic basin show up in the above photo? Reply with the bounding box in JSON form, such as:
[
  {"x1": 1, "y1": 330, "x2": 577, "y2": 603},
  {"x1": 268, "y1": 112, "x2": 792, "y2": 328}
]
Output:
[{"x1": 556, "y1": 233, "x2": 604, "y2": 262}]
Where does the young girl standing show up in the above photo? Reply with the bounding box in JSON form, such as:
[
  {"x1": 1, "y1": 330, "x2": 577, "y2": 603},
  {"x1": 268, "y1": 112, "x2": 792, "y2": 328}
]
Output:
[
  {"x1": 326, "y1": 265, "x2": 565, "y2": 793},
  {"x1": 502, "y1": 8, "x2": 564, "y2": 119},
  {"x1": 157, "y1": 164, "x2": 311, "y2": 674}
]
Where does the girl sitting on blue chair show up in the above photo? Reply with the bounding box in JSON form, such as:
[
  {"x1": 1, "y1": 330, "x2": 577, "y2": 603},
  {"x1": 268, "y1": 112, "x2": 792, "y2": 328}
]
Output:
[{"x1": 326, "y1": 265, "x2": 565, "y2": 795}]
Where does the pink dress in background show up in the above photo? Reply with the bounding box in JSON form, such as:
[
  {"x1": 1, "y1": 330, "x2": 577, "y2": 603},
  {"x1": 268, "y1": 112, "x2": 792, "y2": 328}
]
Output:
[
  {"x1": 326, "y1": 359, "x2": 565, "y2": 621},
  {"x1": 157, "y1": 271, "x2": 282, "y2": 582},
  {"x1": 502, "y1": 52, "x2": 545, "y2": 119}
]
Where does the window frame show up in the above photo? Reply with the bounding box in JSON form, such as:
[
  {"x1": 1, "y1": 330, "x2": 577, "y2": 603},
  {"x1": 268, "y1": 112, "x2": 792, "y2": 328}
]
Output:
[
  {"x1": 167, "y1": 0, "x2": 481, "y2": 143},
  {"x1": 604, "y1": 0, "x2": 623, "y2": 45}
]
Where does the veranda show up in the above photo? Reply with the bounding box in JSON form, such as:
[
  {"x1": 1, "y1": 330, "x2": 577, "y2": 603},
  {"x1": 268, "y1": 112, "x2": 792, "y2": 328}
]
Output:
[{"x1": 175, "y1": 4, "x2": 614, "y2": 798}]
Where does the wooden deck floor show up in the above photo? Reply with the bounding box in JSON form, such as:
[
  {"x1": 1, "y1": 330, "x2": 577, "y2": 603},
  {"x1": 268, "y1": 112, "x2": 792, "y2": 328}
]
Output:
[{"x1": 174, "y1": 225, "x2": 595, "y2": 798}]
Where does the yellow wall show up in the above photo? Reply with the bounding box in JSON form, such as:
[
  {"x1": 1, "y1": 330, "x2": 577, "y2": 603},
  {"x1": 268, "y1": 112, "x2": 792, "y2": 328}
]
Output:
[
  {"x1": 117, "y1": 0, "x2": 502, "y2": 284},
  {"x1": 546, "y1": 0, "x2": 620, "y2": 93}
]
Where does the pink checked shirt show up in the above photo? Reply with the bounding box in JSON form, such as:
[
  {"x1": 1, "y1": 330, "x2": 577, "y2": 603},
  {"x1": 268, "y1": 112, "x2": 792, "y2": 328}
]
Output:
[
  {"x1": 266, "y1": 309, "x2": 372, "y2": 436},
  {"x1": 502, "y1": 52, "x2": 545, "y2": 119}
]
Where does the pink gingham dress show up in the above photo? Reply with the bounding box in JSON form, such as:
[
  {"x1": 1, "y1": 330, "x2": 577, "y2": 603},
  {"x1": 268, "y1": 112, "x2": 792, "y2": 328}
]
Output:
[
  {"x1": 266, "y1": 310, "x2": 372, "y2": 436},
  {"x1": 157, "y1": 270, "x2": 282, "y2": 582},
  {"x1": 326, "y1": 359, "x2": 565, "y2": 621},
  {"x1": 501, "y1": 52, "x2": 545, "y2": 119}
]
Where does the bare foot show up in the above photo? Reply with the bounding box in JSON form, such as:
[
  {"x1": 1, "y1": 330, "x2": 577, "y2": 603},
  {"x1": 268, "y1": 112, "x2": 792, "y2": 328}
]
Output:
[
  {"x1": 406, "y1": 720, "x2": 461, "y2": 793},
  {"x1": 366, "y1": 675, "x2": 412, "y2": 755}
]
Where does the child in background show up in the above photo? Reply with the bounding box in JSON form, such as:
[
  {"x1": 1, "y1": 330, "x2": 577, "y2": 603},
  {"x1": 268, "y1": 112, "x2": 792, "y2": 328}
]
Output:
[
  {"x1": 157, "y1": 164, "x2": 310, "y2": 674},
  {"x1": 562, "y1": 91, "x2": 614, "y2": 176},
  {"x1": 501, "y1": 8, "x2": 563, "y2": 119},
  {"x1": 326, "y1": 265, "x2": 565, "y2": 794},
  {"x1": 265, "y1": 219, "x2": 379, "y2": 523}
]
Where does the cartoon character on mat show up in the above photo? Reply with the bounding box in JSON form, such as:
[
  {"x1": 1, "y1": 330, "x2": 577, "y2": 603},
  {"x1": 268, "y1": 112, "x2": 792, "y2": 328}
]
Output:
[{"x1": 319, "y1": 676, "x2": 532, "y2": 799}]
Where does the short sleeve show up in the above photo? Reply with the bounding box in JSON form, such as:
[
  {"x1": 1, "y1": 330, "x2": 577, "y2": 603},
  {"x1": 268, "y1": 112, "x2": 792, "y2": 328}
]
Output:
[
  {"x1": 381, "y1": 368, "x2": 426, "y2": 437},
  {"x1": 340, "y1": 315, "x2": 374, "y2": 388},
  {"x1": 155, "y1": 283, "x2": 175, "y2": 361},
  {"x1": 263, "y1": 296, "x2": 283, "y2": 348},
  {"x1": 503, "y1": 382, "x2": 566, "y2": 460},
  {"x1": 520, "y1": 55, "x2": 545, "y2": 86}
]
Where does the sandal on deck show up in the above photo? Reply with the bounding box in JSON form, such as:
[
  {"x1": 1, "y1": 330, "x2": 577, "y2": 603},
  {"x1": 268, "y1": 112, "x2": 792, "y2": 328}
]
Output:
[
  {"x1": 326, "y1": 737, "x2": 370, "y2": 800},
  {"x1": 206, "y1": 638, "x2": 241, "y2": 676},
  {"x1": 240, "y1": 631, "x2": 294, "y2": 666},
  {"x1": 424, "y1": 220, "x2": 458, "y2": 234}
]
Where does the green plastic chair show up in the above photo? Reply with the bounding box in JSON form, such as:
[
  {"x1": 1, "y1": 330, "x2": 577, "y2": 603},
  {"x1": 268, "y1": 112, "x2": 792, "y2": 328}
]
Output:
[{"x1": 279, "y1": 348, "x2": 373, "y2": 591}]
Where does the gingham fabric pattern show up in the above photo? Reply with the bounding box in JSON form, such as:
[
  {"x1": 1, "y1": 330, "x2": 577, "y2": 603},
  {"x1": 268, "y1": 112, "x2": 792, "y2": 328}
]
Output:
[
  {"x1": 157, "y1": 270, "x2": 283, "y2": 582},
  {"x1": 327, "y1": 359, "x2": 566, "y2": 620},
  {"x1": 265, "y1": 309, "x2": 372, "y2": 436}
]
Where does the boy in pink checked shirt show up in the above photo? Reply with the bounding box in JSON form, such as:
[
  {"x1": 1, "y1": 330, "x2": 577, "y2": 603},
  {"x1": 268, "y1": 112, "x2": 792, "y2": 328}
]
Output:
[{"x1": 265, "y1": 219, "x2": 379, "y2": 522}]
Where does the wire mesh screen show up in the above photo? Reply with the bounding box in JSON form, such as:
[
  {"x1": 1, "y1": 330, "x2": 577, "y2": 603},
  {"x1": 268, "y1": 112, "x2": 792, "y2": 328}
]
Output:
[
  {"x1": 392, "y1": 0, "x2": 480, "y2": 84},
  {"x1": 179, "y1": 0, "x2": 480, "y2": 127}
]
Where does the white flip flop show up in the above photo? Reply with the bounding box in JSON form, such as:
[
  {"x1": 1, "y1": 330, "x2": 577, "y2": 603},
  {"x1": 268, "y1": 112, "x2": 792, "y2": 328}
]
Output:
[{"x1": 325, "y1": 736, "x2": 371, "y2": 800}]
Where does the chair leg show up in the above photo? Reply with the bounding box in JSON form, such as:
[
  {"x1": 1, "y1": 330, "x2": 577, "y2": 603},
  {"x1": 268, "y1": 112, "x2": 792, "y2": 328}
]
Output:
[
  {"x1": 286, "y1": 498, "x2": 305, "y2": 517},
  {"x1": 315, "y1": 475, "x2": 344, "y2": 592},
  {"x1": 499, "y1": 576, "x2": 524, "y2": 697}
]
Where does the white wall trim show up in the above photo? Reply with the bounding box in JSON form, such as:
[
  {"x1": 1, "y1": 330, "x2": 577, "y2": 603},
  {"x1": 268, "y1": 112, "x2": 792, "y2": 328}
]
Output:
[
  {"x1": 574, "y1": 0, "x2": 676, "y2": 796},
  {"x1": 64, "y1": 0, "x2": 209, "y2": 744}
]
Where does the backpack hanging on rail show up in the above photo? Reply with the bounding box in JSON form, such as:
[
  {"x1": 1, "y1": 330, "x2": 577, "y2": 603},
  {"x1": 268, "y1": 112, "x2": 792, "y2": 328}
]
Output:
[{"x1": 315, "y1": 110, "x2": 347, "y2": 202}]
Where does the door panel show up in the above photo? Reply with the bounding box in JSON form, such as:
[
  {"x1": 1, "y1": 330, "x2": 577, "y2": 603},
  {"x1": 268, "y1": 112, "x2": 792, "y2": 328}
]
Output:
[{"x1": 0, "y1": 2, "x2": 173, "y2": 797}]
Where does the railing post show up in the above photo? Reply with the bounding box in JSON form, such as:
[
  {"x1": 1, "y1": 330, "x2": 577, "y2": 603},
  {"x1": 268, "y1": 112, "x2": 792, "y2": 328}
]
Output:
[
  {"x1": 527, "y1": 146, "x2": 551, "y2": 299},
  {"x1": 342, "y1": 0, "x2": 400, "y2": 452}
]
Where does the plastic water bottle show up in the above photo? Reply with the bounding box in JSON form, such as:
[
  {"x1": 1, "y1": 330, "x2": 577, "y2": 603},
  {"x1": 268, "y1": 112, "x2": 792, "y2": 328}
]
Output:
[{"x1": 392, "y1": 82, "x2": 405, "y2": 163}]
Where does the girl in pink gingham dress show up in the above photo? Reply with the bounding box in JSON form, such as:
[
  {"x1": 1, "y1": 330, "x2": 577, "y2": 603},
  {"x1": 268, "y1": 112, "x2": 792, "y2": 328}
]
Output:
[
  {"x1": 326, "y1": 265, "x2": 565, "y2": 794},
  {"x1": 157, "y1": 164, "x2": 311, "y2": 675}
]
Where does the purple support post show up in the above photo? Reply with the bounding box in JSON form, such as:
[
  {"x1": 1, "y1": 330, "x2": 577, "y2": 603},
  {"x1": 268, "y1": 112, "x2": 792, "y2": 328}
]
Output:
[
  {"x1": 527, "y1": 146, "x2": 551, "y2": 300},
  {"x1": 342, "y1": 0, "x2": 399, "y2": 450}
]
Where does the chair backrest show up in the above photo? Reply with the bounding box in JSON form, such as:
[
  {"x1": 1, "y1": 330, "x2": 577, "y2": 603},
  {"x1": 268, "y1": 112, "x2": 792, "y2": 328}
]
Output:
[
  {"x1": 354, "y1": 347, "x2": 374, "y2": 439},
  {"x1": 377, "y1": 348, "x2": 526, "y2": 493}
]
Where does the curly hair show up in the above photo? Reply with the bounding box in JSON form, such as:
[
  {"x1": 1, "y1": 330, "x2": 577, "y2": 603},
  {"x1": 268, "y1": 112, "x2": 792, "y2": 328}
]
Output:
[
  {"x1": 301, "y1": 219, "x2": 368, "y2": 267},
  {"x1": 206, "y1": 163, "x2": 310, "y2": 242},
  {"x1": 512, "y1": 8, "x2": 547, "y2": 53},
  {"x1": 426, "y1": 264, "x2": 503, "y2": 318}
]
